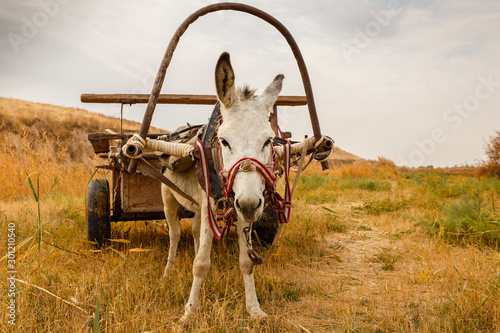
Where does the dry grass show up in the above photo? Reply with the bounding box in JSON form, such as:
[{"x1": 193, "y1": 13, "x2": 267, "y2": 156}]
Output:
[
  {"x1": 0, "y1": 98, "x2": 166, "y2": 200},
  {"x1": 1, "y1": 99, "x2": 500, "y2": 332}
]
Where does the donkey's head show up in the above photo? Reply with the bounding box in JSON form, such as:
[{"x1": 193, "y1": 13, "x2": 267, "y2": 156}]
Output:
[{"x1": 215, "y1": 52, "x2": 284, "y2": 223}]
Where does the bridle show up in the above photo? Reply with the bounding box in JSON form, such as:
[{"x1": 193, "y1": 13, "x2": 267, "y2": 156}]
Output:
[{"x1": 195, "y1": 130, "x2": 292, "y2": 240}]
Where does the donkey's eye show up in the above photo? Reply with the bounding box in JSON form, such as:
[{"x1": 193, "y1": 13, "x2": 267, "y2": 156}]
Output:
[
  {"x1": 220, "y1": 138, "x2": 231, "y2": 150},
  {"x1": 262, "y1": 138, "x2": 273, "y2": 150}
]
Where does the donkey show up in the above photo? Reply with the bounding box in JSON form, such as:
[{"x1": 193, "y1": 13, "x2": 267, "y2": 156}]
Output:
[{"x1": 161, "y1": 52, "x2": 284, "y2": 321}]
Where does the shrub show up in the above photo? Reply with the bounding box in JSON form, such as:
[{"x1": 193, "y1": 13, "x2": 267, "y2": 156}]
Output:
[
  {"x1": 433, "y1": 187, "x2": 500, "y2": 248},
  {"x1": 374, "y1": 156, "x2": 399, "y2": 178},
  {"x1": 485, "y1": 131, "x2": 500, "y2": 166},
  {"x1": 476, "y1": 131, "x2": 500, "y2": 177},
  {"x1": 356, "y1": 179, "x2": 392, "y2": 191}
]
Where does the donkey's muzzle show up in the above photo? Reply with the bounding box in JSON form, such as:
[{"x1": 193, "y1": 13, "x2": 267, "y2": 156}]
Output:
[{"x1": 235, "y1": 197, "x2": 263, "y2": 222}]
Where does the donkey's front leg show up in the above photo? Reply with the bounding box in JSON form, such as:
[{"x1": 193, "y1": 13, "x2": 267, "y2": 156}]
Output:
[
  {"x1": 162, "y1": 188, "x2": 181, "y2": 277},
  {"x1": 180, "y1": 200, "x2": 214, "y2": 322},
  {"x1": 192, "y1": 212, "x2": 201, "y2": 256},
  {"x1": 236, "y1": 220, "x2": 267, "y2": 319}
]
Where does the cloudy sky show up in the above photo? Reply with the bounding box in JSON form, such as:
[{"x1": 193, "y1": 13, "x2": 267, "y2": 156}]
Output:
[{"x1": 2, "y1": 0, "x2": 500, "y2": 167}]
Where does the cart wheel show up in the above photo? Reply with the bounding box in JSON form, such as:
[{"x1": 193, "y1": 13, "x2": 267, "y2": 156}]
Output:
[
  {"x1": 87, "y1": 179, "x2": 111, "y2": 246},
  {"x1": 252, "y1": 204, "x2": 279, "y2": 245}
]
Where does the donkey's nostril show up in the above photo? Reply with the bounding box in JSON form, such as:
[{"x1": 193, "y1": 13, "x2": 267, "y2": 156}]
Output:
[
  {"x1": 256, "y1": 199, "x2": 262, "y2": 209},
  {"x1": 235, "y1": 199, "x2": 241, "y2": 210}
]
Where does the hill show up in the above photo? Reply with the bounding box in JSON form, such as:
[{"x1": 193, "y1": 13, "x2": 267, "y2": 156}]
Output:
[
  {"x1": 329, "y1": 146, "x2": 364, "y2": 166},
  {"x1": 0, "y1": 97, "x2": 167, "y2": 164}
]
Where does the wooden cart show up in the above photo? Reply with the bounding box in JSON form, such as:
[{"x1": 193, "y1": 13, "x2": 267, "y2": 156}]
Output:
[
  {"x1": 82, "y1": 95, "x2": 307, "y2": 245},
  {"x1": 81, "y1": 3, "x2": 332, "y2": 246}
]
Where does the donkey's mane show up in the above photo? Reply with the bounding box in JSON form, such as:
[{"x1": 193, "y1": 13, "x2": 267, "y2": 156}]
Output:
[{"x1": 237, "y1": 85, "x2": 257, "y2": 100}]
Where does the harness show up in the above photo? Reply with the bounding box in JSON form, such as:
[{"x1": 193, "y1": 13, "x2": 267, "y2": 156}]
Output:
[{"x1": 195, "y1": 135, "x2": 292, "y2": 240}]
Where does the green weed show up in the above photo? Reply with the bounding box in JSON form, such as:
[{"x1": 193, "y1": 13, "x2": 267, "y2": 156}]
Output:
[
  {"x1": 363, "y1": 197, "x2": 410, "y2": 215},
  {"x1": 373, "y1": 248, "x2": 401, "y2": 271},
  {"x1": 419, "y1": 182, "x2": 500, "y2": 248},
  {"x1": 356, "y1": 179, "x2": 392, "y2": 192},
  {"x1": 321, "y1": 206, "x2": 348, "y2": 233},
  {"x1": 297, "y1": 173, "x2": 335, "y2": 191}
]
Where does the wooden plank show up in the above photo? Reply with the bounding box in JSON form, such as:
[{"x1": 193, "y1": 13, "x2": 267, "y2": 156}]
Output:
[
  {"x1": 81, "y1": 93, "x2": 307, "y2": 106},
  {"x1": 121, "y1": 163, "x2": 165, "y2": 214},
  {"x1": 88, "y1": 133, "x2": 167, "y2": 141},
  {"x1": 88, "y1": 133, "x2": 168, "y2": 154}
]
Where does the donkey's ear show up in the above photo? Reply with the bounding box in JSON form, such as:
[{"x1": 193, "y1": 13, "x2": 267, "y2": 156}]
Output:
[
  {"x1": 215, "y1": 52, "x2": 236, "y2": 108},
  {"x1": 260, "y1": 74, "x2": 284, "y2": 108}
]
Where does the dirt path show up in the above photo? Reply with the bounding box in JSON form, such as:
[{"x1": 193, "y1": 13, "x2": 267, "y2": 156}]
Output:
[{"x1": 281, "y1": 223, "x2": 432, "y2": 331}]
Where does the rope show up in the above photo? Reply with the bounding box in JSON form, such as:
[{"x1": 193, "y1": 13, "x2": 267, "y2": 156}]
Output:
[
  {"x1": 147, "y1": 139, "x2": 194, "y2": 157},
  {"x1": 291, "y1": 137, "x2": 310, "y2": 197},
  {"x1": 274, "y1": 135, "x2": 334, "y2": 162},
  {"x1": 122, "y1": 134, "x2": 194, "y2": 159},
  {"x1": 312, "y1": 135, "x2": 335, "y2": 162},
  {"x1": 274, "y1": 136, "x2": 315, "y2": 159},
  {"x1": 122, "y1": 134, "x2": 146, "y2": 159}
]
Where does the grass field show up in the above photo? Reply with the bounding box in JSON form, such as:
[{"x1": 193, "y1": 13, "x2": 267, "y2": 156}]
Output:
[{"x1": 1, "y1": 98, "x2": 500, "y2": 332}]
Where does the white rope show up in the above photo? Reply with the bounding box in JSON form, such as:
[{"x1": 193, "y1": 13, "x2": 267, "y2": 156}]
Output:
[
  {"x1": 274, "y1": 136, "x2": 315, "y2": 160},
  {"x1": 122, "y1": 134, "x2": 194, "y2": 159},
  {"x1": 274, "y1": 135, "x2": 334, "y2": 162},
  {"x1": 312, "y1": 135, "x2": 335, "y2": 162},
  {"x1": 146, "y1": 139, "x2": 194, "y2": 157},
  {"x1": 122, "y1": 134, "x2": 146, "y2": 159}
]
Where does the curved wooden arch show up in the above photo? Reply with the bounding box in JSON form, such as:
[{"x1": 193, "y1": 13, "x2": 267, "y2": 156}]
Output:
[{"x1": 129, "y1": 3, "x2": 326, "y2": 172}]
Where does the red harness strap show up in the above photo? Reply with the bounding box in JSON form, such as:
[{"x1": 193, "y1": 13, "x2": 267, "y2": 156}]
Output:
[
  {"x1": 272, "y1": 139, "x2": 292, "y2": 224},
  {"x1": 195, "y1": 138, "x2": 292, "y2": 239},
  {"x1": 195, "y1": 138, "x2": 232, "y2": 239}
]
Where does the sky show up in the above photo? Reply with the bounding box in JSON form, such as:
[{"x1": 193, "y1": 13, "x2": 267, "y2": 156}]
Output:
[{"x1": 1, "y1": 0, "x2": 500, "y2": 167}]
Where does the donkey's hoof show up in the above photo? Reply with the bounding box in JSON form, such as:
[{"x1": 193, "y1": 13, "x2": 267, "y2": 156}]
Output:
[
  {"x1": 179, "y1": 313, "x2": 192, "y2": 324},
  {"x1": 163, "y1": 265, "x2": 174, "y2": 278},
  {"x1": 249, "y1": 308, "x2": 267, "y2": 320}
]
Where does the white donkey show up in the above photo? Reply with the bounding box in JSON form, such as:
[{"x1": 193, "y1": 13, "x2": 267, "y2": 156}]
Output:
[
  {"x1": 161, "y1": 52, "x2": 284, "y2": 321},
  {"x1": 123, "y1": 52, "x2": 323, "y2": 320}
]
